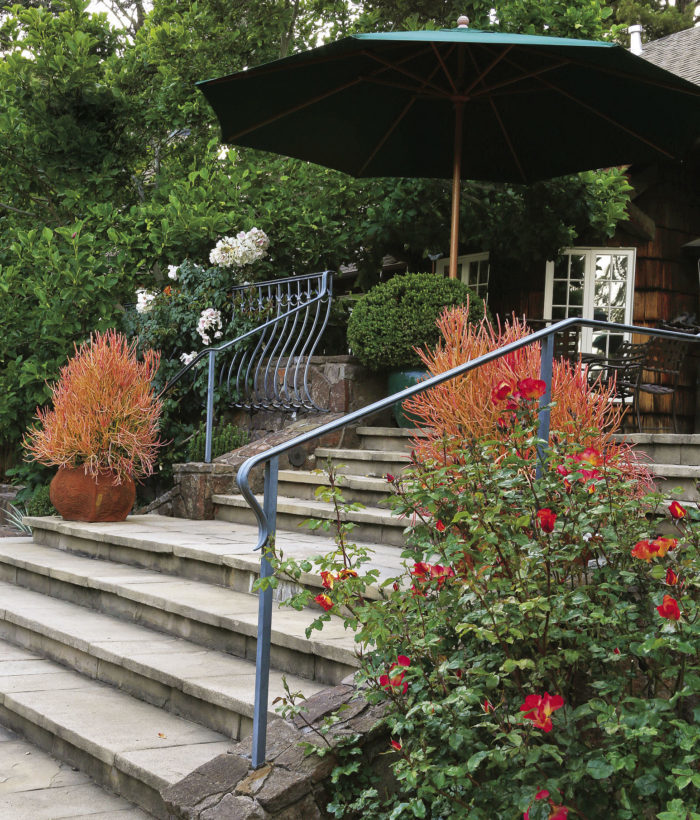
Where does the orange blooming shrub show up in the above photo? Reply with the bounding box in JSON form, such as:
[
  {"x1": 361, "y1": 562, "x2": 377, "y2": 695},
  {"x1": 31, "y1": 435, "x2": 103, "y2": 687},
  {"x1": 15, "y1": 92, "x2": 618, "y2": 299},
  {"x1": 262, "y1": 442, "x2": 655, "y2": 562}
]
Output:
[
  {"x1": 403, "y1": 308, "x2": 649, "y2": 485},
  {"x1": 24, "y1": 330, "x2": 163, "y2": 482}
]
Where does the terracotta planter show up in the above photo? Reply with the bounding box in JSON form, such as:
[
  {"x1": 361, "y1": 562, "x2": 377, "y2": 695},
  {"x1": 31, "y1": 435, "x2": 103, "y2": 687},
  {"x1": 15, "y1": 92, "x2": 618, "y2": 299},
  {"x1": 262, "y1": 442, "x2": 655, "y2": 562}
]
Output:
[{"x1": 49, "y1": 466, "x2": 135, "y2": 522}]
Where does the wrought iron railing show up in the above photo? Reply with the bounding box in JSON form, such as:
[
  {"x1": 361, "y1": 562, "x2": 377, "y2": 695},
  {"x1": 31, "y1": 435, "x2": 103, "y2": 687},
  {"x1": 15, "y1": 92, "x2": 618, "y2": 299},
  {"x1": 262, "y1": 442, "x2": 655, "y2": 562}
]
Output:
[
  {"x1": 160, "y1": 270, "x2": 333, "y2": 462},
  {"x1": 234, "y1": 317, "x2": 699, "y2": 769}
]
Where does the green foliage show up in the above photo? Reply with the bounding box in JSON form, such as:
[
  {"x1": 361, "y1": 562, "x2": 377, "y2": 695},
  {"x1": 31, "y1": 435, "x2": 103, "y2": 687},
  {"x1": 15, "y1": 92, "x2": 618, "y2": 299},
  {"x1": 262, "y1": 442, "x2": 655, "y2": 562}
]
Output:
[
  {"x1": 25, "y1": 485, "x2": 57, "y2": 517},
  {"x1": 346, "y1": 273, "x2": 487, "y2": 371},
  {"x1": 269, "y1": 391, "x2": 700, "y2": 818},
  {"x1": 0, "y1": 0, "x2": 636, "y2": 478},
  {"x1": 186, "y1": 421, "x2": 249, "y2": 462}
]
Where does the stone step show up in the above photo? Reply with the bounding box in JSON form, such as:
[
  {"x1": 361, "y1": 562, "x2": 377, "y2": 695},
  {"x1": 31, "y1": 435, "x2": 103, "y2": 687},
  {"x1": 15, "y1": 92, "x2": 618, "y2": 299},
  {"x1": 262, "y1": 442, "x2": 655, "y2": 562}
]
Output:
[
  {"x1": 355, "y1": 426, "x2": 427, "y2": 453},
  {"x1": 213, "y1": 493, "x2": 408, "y2": 547},
  {"x1": 278, "y1": 469, "x2": 393, "y2": 507},
  {"x1": 25, "y1": 515, "x2": 405, "y2": 599},
  {"x1": 0, "y1": 580, "x2": 326, "y2": 740},
  {"x1": 312, "y1": 447, "x2": 410, "y2": 478},
  {"x1": 0, "y1": 638, "x2": 230, "y2": 818},
  {"x1": 0, "y1": 538, "x2": 358, "y2": 686},
  {"x1": 0, "y1": 724, "x2": 150, "y2": 819},
  {"x1": 614, "y1": 433, "x2": 700, "y2": 467},
  {"x1": 646, "y1": 464, "x2": 700, "y2": 502}
]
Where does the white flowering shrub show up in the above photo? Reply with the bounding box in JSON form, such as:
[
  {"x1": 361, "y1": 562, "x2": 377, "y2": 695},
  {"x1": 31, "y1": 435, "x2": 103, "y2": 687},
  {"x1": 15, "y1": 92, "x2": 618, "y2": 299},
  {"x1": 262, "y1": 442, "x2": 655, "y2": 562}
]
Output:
[
  {"x1": 196, "y1": 308, "x2": 223, "y2": 345},
  {"x1": 135, "y1": 288, "x2": 157, "y2": 313},
  {"x1": 209, "y1": 228, "x2": 269, "y2": 268}
]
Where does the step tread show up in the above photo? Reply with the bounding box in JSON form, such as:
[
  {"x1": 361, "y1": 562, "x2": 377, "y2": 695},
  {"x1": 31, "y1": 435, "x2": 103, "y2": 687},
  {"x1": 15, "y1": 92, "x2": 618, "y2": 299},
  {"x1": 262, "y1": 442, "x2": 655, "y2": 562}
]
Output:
[
  {"x1": 314, "y1": 447, "x2": 411, "y2": 462},
  {"x1": 0, "y1": 580, "x2": 327, "y2": 719},
  {"x1": 25, "y1": 516, "x2": 406, "y2": 589},
  {"x1": 646, "y1": 463, "x2": 700, "y2": 477},
  {"x1": 356, "y1": 427, "x2": 428, "y2": 438},
  {"x1": 0, "y1": 638, "x2": 231, "y2": 793},
  {"x1": 614, "y1": 433, "x2": 700, "y2": 445},
  {"x1": 277, "y1": 470, "x2": 392, "y2": 491},
  {"x1": 212, "y1": 493, "x2": 407, "y2": 528},
  {"x1": 0, "y1": 540, "x2": 358, "y2": 666}
]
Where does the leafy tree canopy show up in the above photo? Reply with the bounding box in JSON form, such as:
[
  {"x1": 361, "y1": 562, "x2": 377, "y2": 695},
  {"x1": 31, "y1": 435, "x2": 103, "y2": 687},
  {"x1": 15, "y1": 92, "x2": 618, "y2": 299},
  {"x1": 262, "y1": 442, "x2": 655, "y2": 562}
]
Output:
[{"x1": 0, "y1": 0, "x2": 646, "y2": 467}]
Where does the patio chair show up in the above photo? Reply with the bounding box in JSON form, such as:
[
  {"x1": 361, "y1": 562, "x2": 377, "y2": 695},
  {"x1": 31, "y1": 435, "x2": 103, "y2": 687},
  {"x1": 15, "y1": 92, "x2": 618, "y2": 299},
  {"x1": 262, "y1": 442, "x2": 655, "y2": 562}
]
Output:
[
  {"x1": 525, "y1": 320, "x2": 581, "y2": 365},
  {"x1": 634, "y1": 336, "x2": 689, "y2": 433},
  {"x1": 585, "y1": 341, "x2": 648, "y2": 412}
]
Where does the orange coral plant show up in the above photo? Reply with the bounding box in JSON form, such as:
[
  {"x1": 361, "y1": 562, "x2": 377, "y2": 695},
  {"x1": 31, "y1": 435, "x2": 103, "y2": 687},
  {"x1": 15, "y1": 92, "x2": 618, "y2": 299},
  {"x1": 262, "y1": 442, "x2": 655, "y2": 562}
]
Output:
[
  {"x1": 24, "y1": 330, "x2": 164, "y2": 483},
  {"x1": 404, "y1": 308, "x2": 649, "y2": 483}
]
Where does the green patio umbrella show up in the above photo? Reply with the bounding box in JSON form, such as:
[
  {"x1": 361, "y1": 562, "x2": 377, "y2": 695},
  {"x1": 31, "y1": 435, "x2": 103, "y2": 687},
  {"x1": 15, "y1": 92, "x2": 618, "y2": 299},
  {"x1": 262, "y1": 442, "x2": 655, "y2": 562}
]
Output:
[{"x1": 197, "y1": 21, "x2": 700, "y2": 279}]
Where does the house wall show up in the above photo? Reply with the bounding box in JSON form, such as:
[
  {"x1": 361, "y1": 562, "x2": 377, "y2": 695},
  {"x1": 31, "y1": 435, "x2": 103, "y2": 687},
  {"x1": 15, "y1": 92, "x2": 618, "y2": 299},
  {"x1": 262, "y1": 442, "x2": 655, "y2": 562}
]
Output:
[
  {"x1": 489, "y1": 159, "x2": 700, "y2": 433},
  {"x1": 613, "y1": 161, "x2": 700, "y2": 432}
]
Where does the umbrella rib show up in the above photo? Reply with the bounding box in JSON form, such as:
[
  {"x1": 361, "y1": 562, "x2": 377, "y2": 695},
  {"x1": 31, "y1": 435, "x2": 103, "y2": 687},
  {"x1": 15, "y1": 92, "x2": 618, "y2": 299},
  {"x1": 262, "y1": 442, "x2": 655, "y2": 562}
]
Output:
[
  {"x1": 542, "y1": 50, "x2": 700, "y2": 98},
  {"x1": 363, "y1": 48, "x2": 452, "y2": 96},
  {"x1": 430, "y1": 43, "x2": 458, "y2": 94},
  {"x1": 462, "y1": 46, "x2": 513, "y2": 97},
  {"x1": 225, "y1": 76, "x2": 364, "y2": 140},
  {"x1": 357, "y1": 59, "x2": 448, "y2": 175},
  {"x1": 531, "y1": 72, "x2": 676, "y2": 159},
  {"x1": 469, "y1": 60, "x2": 570, "y2": 99},
  {"x1": 488, "y1": 98, "x2": 528, "y2": 183}
]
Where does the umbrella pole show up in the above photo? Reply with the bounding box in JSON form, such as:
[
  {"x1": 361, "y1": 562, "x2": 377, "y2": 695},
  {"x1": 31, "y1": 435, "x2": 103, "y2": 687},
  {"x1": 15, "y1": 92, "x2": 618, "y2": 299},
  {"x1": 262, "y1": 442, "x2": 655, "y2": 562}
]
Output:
[{"x1": 448, "y1": 102, "x2": 464, "y2": 280}]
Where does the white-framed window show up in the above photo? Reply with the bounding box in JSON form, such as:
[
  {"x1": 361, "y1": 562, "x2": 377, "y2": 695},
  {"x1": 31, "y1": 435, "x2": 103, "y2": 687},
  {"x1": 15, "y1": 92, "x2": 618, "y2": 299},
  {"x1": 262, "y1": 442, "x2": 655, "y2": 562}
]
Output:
[
  {"x1": 544, "y1": 248, "x2": 636, "y2": 356},
  {"x1": 435, "y1": 252, "x2": 489, "y2": 300}
]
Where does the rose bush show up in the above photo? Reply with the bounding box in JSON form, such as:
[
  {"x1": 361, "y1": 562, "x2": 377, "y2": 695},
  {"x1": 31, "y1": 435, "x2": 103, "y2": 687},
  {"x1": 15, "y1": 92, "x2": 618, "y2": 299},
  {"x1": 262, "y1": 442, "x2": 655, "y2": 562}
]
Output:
[{"x1": 267, "y1": 381, "x2": 699, "y2": 819}]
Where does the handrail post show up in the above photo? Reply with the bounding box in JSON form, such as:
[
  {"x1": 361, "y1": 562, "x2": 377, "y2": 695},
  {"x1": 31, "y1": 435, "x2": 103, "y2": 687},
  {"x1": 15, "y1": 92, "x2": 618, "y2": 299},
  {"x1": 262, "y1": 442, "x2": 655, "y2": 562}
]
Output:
[
  {"x1": 536, "y1": 333, "x2": 554, "y2": 478},
  {"x1": 251, "y1": 456, "x2": 278, "y2": 769},
  {"x1": 205, "y1": 350, "x2": 216, "y2": 463}
]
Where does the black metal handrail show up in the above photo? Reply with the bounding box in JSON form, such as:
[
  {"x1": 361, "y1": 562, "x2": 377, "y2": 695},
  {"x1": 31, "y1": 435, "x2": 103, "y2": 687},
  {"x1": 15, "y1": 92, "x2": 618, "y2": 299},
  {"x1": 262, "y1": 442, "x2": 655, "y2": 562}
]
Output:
[
  {"x1": 159, "y1": 270, "x2": 333, "y2": 461},
  {"x1": 237, "y1": 316, "x2": 699, "y2": 769}
]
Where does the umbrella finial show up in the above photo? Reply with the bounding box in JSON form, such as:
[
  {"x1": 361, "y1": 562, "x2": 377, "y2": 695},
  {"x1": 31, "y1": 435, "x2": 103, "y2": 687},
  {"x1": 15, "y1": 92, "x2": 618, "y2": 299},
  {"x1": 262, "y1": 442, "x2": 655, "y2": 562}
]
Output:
[{"x1": 457, "y1": 15, "x2": 469, "y2": 28}]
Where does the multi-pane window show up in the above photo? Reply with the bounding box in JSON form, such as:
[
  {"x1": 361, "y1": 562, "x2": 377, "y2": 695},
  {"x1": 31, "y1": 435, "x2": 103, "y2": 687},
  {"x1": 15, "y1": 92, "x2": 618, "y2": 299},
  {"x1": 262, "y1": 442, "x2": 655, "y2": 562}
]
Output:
[
  {"x1": 544, "y1": 248, "x2": 636, "y2": 355},
  {"x1": 436, "y1": 252, "x2": 489, "y2": 300}
]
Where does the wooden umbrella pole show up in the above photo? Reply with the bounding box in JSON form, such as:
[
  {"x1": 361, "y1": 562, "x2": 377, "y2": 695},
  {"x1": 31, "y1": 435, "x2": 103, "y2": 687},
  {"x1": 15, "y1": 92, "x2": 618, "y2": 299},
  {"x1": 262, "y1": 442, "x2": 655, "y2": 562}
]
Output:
[{"x1": 449, "y1": 102, "x2": 464, "y2": 280}]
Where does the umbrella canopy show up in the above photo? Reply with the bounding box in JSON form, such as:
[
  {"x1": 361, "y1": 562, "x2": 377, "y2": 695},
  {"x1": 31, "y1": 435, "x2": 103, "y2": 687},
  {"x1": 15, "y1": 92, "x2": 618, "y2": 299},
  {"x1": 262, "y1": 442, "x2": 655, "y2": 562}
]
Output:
[{"x1": 197, "y1": 26, "x2": 700, "y2": 278}]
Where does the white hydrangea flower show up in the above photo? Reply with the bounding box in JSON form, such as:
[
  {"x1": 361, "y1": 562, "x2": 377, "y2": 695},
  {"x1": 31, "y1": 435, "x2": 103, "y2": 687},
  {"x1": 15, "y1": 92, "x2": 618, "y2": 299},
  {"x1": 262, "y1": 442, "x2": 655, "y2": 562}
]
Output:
[
  {"x1": 197, "y1": 307, "x2": 223, "y2": 345},
  {"x1": 180, "y1": 351, "x2": 197, "y2": 366},
  {"x1": 209, "y1": 228, "x2": 269, "y2": 268},
  {"x1": 167, "y1": 265, "x2": 179, "y2": 281},
  {"x1": 135, "y1": 288, "x2": 156, "y2": 313}
]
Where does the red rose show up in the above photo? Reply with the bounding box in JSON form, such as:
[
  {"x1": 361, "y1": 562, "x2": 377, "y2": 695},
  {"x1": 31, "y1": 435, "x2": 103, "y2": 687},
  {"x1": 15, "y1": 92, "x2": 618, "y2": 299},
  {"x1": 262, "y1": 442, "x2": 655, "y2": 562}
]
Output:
[
  {"x1": 390, "y1": 739, "x2": 402, "y2": 751},
  {"x1": 656, "y1": 594, "x2": 681, "y2": 621},
  {"x1": 491, "y1": 380, "x2": 512, "y2": 402},
  {"x1": 665, "y1": 567, "x2": 678, "y2": 586},
  {"x1": 631, "y1": 540, "x2": 655, "y2": 562},
  {"x1": 379, "y1": 656, "x2": 411, "y2": 694},
  {"x1": 517, "y1": 377, "x2": 546, "y2": 400},
  {"x1": 520, "y1": 692, "x2": 564, "y2": 733},
  {"x1": 669, "y1": 500, "x2": 687, "y2": 519},
  {"x1": 536, "y1": 508, "x2": 556, "y2": 533},
  {"x1": 436, "y1": 520, "x2": 446, "y2": 533},
  {"x1": 320, "y1": 571, "x2": 335, "y2": 590},
  {"x1": 314, "y1": 593, "x2": 333, "y2": 611}
]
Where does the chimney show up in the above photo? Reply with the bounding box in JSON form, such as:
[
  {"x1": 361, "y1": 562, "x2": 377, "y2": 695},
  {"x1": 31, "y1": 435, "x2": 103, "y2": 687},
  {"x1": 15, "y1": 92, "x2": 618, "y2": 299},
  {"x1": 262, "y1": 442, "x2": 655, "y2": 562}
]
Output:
[{"x1": 628, "y1": 24, "x2": 644, "y2": 55}]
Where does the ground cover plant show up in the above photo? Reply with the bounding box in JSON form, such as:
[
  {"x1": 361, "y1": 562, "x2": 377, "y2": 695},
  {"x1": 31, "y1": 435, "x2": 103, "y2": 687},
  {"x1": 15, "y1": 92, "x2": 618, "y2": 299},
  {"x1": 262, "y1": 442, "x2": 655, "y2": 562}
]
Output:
[{"x1": 264, "y1": 360, "x2": 699, "y2": 818}]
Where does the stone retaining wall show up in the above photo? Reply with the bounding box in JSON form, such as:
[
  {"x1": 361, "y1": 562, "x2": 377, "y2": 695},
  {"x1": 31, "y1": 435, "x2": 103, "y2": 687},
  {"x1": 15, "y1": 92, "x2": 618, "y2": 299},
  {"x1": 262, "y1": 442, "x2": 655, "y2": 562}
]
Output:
[
  {"x1": 169, "y1": 356, "x2": 391, "y2": 521},
  {"x1": 162, "y1": 683, "x2": 391, "y2": 820}
]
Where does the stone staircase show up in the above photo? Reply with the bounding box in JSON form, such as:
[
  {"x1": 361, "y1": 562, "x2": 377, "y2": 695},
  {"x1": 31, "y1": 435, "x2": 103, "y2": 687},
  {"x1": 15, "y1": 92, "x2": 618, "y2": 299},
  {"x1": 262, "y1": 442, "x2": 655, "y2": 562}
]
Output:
[
  {"x1": 0, "y1": 426, "x2": 415, "y2": 817},
  {"x1": 213, "y1": 426, "x2": 421, "y2": 546},
  {"x1": 615, "y1": 433, "x2": 700, "y2": 503},
  {"x1": 0, "y1": 426, "x2": 697, "y2": 817}
]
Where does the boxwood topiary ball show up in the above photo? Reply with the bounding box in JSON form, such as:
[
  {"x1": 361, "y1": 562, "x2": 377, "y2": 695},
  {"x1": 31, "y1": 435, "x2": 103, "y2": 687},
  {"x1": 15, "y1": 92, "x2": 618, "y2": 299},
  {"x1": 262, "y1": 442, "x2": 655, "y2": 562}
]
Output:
[{"x1": 347, "y1": 272, "x2": 487, "y2": 371}]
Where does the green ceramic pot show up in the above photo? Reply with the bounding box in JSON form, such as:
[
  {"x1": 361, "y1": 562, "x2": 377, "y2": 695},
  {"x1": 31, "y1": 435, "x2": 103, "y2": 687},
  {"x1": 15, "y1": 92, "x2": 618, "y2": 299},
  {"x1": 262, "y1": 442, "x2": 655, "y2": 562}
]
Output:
[{"x1": 387, "y1": 369, "x2": 428, "y2": 428}]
